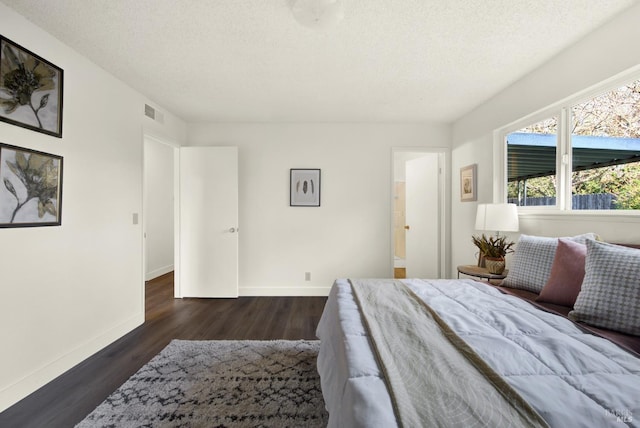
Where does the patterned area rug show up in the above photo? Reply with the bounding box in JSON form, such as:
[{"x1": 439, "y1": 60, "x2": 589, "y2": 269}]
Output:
[{"x1": 76, "y1": 340, "x2": 328, "y2": 427}]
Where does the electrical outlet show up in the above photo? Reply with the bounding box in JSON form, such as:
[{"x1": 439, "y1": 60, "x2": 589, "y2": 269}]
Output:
[{"x1": 305, "y1": 272, "x2": 311, "y2": 281}]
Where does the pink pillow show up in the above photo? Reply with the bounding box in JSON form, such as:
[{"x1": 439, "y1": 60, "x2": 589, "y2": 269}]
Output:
[{"x1": 536, "y1": 239, "x2": 587, "y2": 307}]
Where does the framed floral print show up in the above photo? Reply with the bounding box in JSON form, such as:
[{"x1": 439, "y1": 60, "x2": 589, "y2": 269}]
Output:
[
  {"x1": 460, "y1": 164, "x2": 477, "y2": 202},
  {"x1": 0, "y1": 143, "x2": 63, "y2": 227},
  {"x1": 0, "y1": 35, "x2": 63, "y2": 138}
]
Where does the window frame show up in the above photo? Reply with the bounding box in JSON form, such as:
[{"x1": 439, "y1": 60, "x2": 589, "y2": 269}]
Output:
[{"x1": 495, "y1": 69, "x2": 640, "y2": 216}]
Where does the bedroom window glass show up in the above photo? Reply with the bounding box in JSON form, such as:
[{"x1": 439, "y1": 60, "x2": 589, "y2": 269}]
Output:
[
  {"x1": 506, "y1": 116, "x2": 558, "y2": 207},
  {"x1": 570, "y1": 79, "x2": 640, "y2": 210},
  {"x1": 502, "y1": 73, "x2": 640, "y2": 212}
]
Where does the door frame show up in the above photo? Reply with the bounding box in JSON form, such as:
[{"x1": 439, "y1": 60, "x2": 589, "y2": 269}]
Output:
[
  {"x1": 391, "y1": 147, "x2": 450, "y2": 279},
  {"x1": 142, "y1": 132, "x2": 181, "y2": 298}
]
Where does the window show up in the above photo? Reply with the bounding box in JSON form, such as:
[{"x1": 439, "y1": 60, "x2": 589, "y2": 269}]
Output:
[
  {"x1": 503, "y1": 76, "x2": 640, "y2": 211},
  {"x1": 570, "y1": 80, "x2": 640, "y2": 209},
  {"x1": 506, "y1": 117, "x2": 558, "y2": 207}
]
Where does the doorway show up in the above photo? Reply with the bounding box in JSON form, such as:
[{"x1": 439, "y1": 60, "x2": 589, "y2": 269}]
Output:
[
  {"x1": 143, "y1": 136, "x2": 176, "y2": 282},
  {"x1": 143, "y1": 138, "x2": 240, "y2": 299},
  {"x1": 392, "y1": 149, "x2": 445, "y2": 279}
]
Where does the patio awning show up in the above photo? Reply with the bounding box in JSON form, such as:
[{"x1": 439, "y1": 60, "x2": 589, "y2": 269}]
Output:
[{"x1": 507, "y1": 133, "x2": 640, "y2": 182}]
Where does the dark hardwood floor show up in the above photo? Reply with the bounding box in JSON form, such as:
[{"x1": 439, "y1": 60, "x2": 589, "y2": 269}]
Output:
[{"x1": 0, "y1": 273, "x2": 327, "y2": 428}]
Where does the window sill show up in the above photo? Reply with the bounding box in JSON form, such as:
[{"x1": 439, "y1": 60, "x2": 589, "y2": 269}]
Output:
[{"x1": 517, "y1": 208, "x2": 640, "y2": 222}]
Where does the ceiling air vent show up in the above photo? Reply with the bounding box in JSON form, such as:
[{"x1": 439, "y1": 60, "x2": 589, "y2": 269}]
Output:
[
  {"x1": 144, "y1": 104, "x2": 165, "y2": 124},
  {"x1": 144, "y1": 104, "x2": 155, "y2": 119}
]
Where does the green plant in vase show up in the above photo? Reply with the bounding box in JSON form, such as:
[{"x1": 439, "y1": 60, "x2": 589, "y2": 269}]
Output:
[{"x1": 471, "y1": 234, "x2": 515, "y2": 274}]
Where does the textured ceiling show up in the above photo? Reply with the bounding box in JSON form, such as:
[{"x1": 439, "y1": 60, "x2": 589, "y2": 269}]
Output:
[{"x1": 2, "y1": 0, "x2": 637, "y2": 123}]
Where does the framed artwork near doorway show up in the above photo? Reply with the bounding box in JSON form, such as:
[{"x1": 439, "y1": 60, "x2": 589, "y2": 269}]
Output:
[
  {"x1": 290, "y1": 168, "x2": 320, "y2": 207},
  {"x1": 460, "y1": 164, "x2": 477, "y2": 202},
  {"x1": 0, "y1": 142, "x2": 63, "y2": 227},
  {"x1": 0, "y1": 35, "x2": 64, "y2": 137}
]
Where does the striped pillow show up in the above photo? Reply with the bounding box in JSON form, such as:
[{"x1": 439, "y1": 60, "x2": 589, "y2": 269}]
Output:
[
  {"x1": 569, "y1": 240, "x2": 640, "y2": 336},
  {"x1": 501, "y1": 233, "x2": 598, "y2": 293}
]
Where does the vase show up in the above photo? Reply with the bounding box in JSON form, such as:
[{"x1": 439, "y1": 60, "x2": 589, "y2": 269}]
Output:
[
  {"x1": 484, "y1": 257, "x2": 505, "y2": 274},
  {"x1": 477, "y1": 253, "x2": 486, "y2": 268}
]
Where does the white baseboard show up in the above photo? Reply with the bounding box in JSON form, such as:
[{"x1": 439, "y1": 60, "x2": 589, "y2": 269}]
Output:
[
  {"x1": 239, "y1": 286, "x2": 331, "y2": 297},
  {"x1": 145, "y1": 264, "x2": 174, "y2": 281},
  {"x1": 0, "y1": 313, "x2": 143, "y2": 412}
]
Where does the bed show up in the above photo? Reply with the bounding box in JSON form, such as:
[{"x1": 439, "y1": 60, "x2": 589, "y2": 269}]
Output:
[{"x1": 316, "y1": 238, "x2": 640, "y2": 427}]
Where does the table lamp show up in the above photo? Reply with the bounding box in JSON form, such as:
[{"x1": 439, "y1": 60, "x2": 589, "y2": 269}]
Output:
[{"x1": 475, "y1": 203, "x2": 519, "y2": 237}]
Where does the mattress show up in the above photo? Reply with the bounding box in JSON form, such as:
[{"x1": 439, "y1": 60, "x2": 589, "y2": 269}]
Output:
[{"x1": 316, "y1": 278, "x2": 640, "y2": 427}]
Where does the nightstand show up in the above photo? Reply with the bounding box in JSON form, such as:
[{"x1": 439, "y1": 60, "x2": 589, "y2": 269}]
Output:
[{"x1": 457, "y1": 265, "x2": 507, "y2": 284}]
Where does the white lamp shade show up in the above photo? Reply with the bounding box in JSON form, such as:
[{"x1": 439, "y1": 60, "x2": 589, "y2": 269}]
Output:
[{"x1": 475, "y1": 203, "x2": 519, "y2": 232}]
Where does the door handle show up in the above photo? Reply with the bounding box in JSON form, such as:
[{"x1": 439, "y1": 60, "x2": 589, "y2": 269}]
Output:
[
  {"x1": 404, "y1": 225, "x2": 410, "y2": 230},
  {"x1": 228, "y1": 227, "x2": 238, "y2": 233}
]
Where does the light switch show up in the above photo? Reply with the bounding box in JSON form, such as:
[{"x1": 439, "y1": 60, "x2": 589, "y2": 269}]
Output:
[{"x1": 133, "y1": 213, "x2": 139, "y2": 225}]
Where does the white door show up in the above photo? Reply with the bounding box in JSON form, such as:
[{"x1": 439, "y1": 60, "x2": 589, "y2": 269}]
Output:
[
  {"x1": 405, "y1": 154, "x2": 440, "y2": 278},
  {"x1": 179, "y1": 146, "x2": 238, "y2": 298}
]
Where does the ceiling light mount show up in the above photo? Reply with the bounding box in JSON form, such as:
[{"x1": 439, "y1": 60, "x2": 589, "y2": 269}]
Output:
[{"x1": 290, "y1": 0, "x2": 343, "y2": 29}]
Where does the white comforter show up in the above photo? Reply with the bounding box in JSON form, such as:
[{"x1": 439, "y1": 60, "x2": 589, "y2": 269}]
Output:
[{"x1": 316, "y1": 278, "x2": 640, "y2": 427}]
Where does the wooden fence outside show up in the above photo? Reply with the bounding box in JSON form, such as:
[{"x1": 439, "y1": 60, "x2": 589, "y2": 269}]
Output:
[{"x1": 508, "y1": 193, "x2": 617, "y2": 209}]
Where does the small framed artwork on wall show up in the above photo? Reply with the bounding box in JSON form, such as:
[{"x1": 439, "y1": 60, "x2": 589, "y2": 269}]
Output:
[
  {"x1": 0, "y1": 35, "x2": 64, "y2": 138},
  {"x1": 290, "y1": 168, "x2": 320, "y2": 207},
  {"x1": 0, "y1": 143, "x2": 63, "y2": 227},
  {"x1": 460, "y1": 164, "x2": 477, "y2": 202}
]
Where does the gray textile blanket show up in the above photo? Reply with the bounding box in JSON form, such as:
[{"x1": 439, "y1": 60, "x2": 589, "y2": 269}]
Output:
[
  {"x1": 316, "y1": 278, "x2": 640, "y2": 428},
  {"x1": 350, "y1": 279, "x2": 548, "y2": 428}
]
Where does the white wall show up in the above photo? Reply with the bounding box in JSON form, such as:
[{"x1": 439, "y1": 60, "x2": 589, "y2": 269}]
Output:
[
  {"x1": 450, "y1": 4, "x2": 640, "y2": 275},
  {"x1": 144, "y1": 137, "x2": 175, "y2": 280},
  {"x1": 188, "y1": 123, "x2": 450, "y2": 295},
  {"x1": 0, "y1": 3, "x2": 186, "y2": 411}
]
